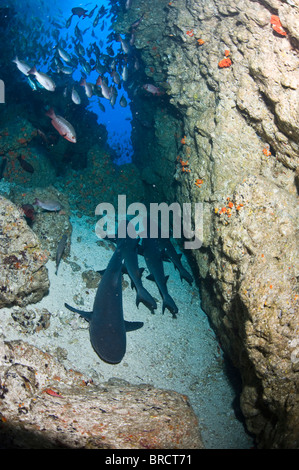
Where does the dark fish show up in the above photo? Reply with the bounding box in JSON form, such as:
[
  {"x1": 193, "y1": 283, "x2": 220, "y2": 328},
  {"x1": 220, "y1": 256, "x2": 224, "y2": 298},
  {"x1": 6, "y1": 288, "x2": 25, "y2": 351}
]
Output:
[
  {"x1": 75, "y1": 42, "x2": 85, "y2": 57},
  {"x1": 93, "y1": 10, "x2": 101, "y2": 28},
  {"x1": 0, "y1": 157, "x2": 7, "y2": 180},
  {"x1": 55, "y1": 234, "x2": 67, "y2": 275},
  {"x1": 17, "y1": 155, "x2": 34, "y2": 173},
  {"x1": 71, "y1": 7, "x2": 88, "y2": 18},
  {"x1": 92, "y1": 42, "x2": 101, "y2": 57},
  {"x1": 65, "y1": 15, "x2": 73, "y2": 28},
  {"x1": 98, "y1": 5, "x2": 107, "y2": 18},
  {"x1": 130, "y1": 13, "x2": 145, "y2": 31},
  {"x1": 88, "y1": 4, "x2": 98, "y2": 18},
  {"x1": 106, "y1": 45, "x2": 114, "y2": 56},
  {"x1": 65, "y1": 245, "x2": 143, "y2": 364},
  {"x1": 119, "y1": 95, "x2": 127, "y2": 107},
  {"x1": 98, "y1": 101, "x2": 105, "y2": 112},
  {"x1": 142, "y1": 237, "x2": 178, "y2": 317},
  {"x1": 82, "y1": 26, "x2": 91, "y2": 35},
  {"x1": 75, "y1": 23, "x2": 83, "y2": 42},
  {"x1": 158, "y1": 238, "x2": 193, "y2": 285},
  {"x1": 21, "y1": 203, "x2": 35, "y2": 222}
]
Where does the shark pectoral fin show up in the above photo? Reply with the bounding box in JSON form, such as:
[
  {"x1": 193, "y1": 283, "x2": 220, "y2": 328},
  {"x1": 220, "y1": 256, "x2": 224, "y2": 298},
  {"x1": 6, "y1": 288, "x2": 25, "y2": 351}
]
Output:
[
  {"x1": 138, "y1": 267, "x2": 145, "y2": 278},
  {"x1": 162, "y1": 294, "x2": 178, "y2": 317},
  {"x1": 97, "y1": 268, "x2": 106, "y2": 275},
  {"x1": 137, "y1": 245, "x2": 144, "y2": 256},
  {"x1": 121, "y1": 264, "x2": 128, "y2": 275},
  {"x1": 146, "y1": 274, "x2": 155, "y2": 282},
  {"x1": 124, "y1": 320, "x2": 144, "y2": 332},
  {"x1": 64, "y1": 303, "x2": 92, "y2": 321}
]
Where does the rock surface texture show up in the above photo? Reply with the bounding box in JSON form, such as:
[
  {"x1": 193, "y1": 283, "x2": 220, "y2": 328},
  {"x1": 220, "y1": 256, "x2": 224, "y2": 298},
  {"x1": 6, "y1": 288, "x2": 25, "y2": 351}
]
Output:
[
  {"x1": 0, "y1": 195, "x2": 49, "y2": 308},
  {"x1": 117, "y1": 0, "x2": 299, "y2": 448},
  {"x1": 0, "y1": 340, "x2": 203, "y2": 449}
]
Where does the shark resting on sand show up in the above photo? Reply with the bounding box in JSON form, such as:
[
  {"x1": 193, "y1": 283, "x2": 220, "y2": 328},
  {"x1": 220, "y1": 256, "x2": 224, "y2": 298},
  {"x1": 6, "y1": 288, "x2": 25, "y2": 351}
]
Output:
[{"x1": 65, "y1": 244, "x2": 143, "y2": 364}]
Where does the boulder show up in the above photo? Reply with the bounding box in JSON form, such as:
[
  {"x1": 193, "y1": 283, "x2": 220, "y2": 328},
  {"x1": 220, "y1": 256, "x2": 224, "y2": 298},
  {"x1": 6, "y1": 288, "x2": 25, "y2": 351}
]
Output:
[
  {"x1": 0, "y1": 339, "x2": 203, "y2": 449},
  {"x1": 0, "y1": 195, "x2": 49, "y2": 308}
]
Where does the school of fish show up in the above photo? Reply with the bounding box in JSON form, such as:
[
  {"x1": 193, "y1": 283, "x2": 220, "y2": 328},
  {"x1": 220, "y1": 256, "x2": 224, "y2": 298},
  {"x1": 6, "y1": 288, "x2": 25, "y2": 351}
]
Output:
[{"x1": 11, "y1": 2, "x2": 162, "y2": 144}]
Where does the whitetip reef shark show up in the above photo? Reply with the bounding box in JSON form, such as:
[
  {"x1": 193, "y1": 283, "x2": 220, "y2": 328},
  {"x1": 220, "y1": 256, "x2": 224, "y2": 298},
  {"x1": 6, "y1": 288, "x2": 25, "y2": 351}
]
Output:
[
  {"x1": 65, "y1": 244, "x2": 143, "y2": 364},
  {"x1": 142, "y1": 237, "x2": 179, "y2": 317}
]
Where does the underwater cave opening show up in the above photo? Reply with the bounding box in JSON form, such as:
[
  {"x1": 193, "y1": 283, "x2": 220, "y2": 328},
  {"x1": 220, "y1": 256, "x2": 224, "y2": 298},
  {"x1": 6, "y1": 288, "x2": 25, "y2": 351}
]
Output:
[{"x1": 5, "y1": 0, "x2": 134, "y2": 165}]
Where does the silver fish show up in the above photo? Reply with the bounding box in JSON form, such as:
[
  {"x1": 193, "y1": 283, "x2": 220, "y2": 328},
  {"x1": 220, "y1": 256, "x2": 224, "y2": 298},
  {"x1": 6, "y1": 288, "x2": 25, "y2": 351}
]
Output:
[
  {"x1": 80, "y1": 78, "x2": 93, "y2": 98},
  {"x1": 71, "y1": 87, "x2": 81, "y2": 104},
  {"x1": 57, "y1": 47, "x2": 71, "y2": 63},
  {"x1": 28, "y1": 66, "x2": 56, "y2": 92},
  {"x1": 12, "y1": 56, "x2": 31, "y2": 76},
  {"x1": 34, "y1": 198, "x2": 62, "y2": 211},
  {"x1": 96, "y1": 76, "x2": 112, "y2": 100},
  {"x1": 57, "y1": 64, "x2": 73, "y2": 75},
  {"x1": 118, "y1": 35, "x2": 130, "y2": 54},
  {"x1": 122, "y1": 64, "x2": 128, "y2": 82},
  {"x1": 55, "y1": 234, "x2": 68, "y2": 275}
]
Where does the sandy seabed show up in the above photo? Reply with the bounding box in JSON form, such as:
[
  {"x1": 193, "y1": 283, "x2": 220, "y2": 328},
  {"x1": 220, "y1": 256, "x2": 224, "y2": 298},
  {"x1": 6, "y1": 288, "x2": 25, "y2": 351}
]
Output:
[{"x1": 1, "y1": 213, "x2": 254, "y2": 449}]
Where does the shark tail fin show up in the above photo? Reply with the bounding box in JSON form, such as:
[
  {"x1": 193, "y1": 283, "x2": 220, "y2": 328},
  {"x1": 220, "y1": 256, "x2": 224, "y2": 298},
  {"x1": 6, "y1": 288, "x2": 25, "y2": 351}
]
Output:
[
  {"x1": 136, "y1": 287, "x2": 157, "y2": 311},
  {"x1": 178, "y1": 268, "x2": 193, "y2": 285},
  {"x1": 162, "y1": 295, "x2": 178, "y2": 317}
]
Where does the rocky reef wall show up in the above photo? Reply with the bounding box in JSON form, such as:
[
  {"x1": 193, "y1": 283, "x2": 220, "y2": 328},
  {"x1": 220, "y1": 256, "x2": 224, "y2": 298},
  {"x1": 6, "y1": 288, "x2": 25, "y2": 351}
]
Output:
[
  {"x1": 116, "y1": 0, "x2": 299, "y2": 448},
  {"x1": 0, "y1": 339, "x2": 202, "y2": 449}
]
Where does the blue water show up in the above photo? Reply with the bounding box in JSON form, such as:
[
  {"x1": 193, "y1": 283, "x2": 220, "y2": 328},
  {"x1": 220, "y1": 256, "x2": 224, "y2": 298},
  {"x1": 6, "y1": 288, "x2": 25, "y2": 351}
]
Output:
[{"x1": 8, "y1": 0, "x2": 133, "y2": 163}]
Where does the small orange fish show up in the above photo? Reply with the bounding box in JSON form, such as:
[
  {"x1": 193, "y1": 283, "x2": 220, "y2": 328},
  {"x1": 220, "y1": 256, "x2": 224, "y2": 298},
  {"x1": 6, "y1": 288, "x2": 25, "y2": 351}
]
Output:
[{"x1": 43, "y1": 388, "x2": 64, "y2": 398}]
